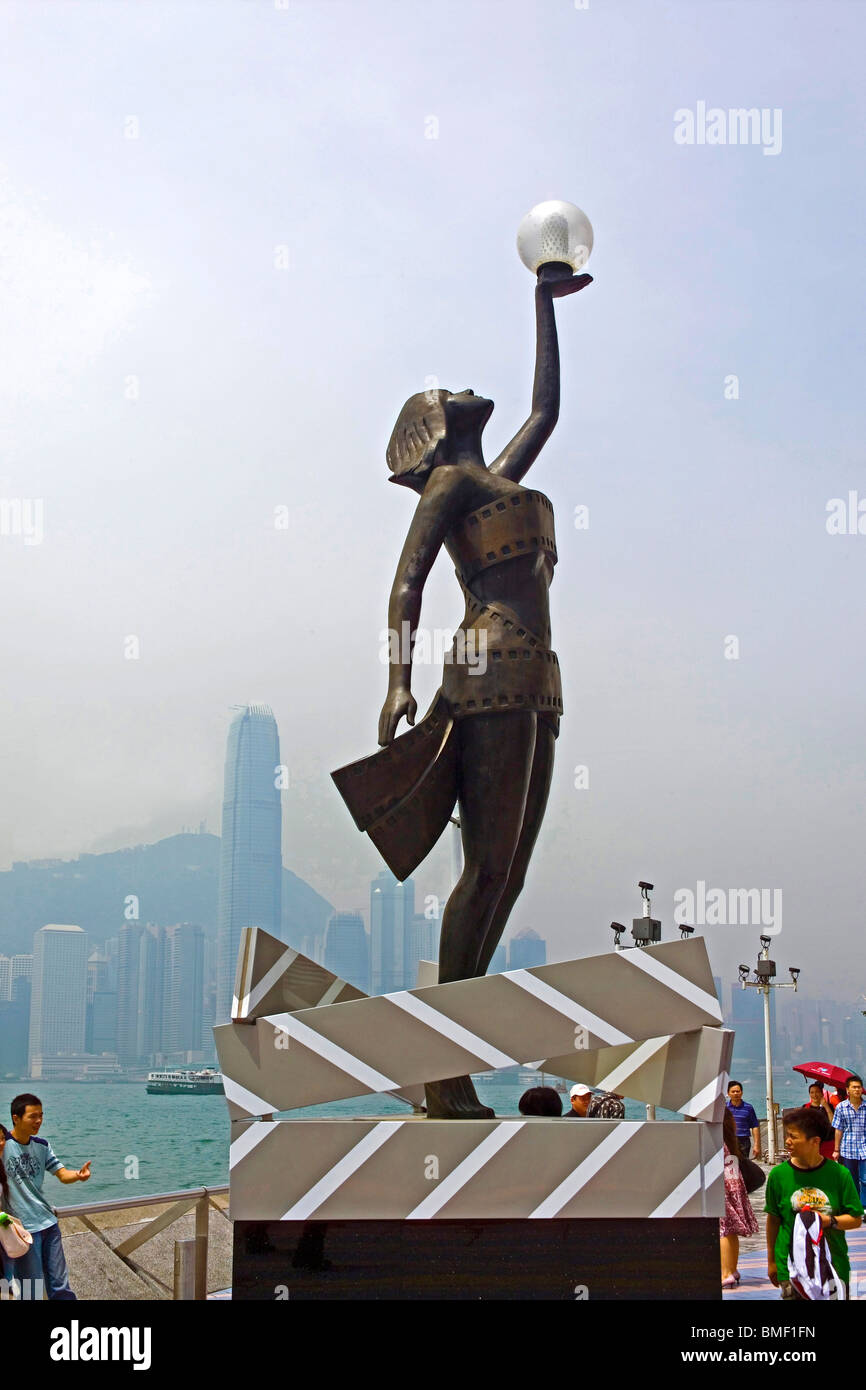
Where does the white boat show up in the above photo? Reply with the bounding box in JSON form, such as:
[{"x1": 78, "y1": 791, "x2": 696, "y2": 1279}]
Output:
[{"x1": 146, "y1": 1068, "x2": 224, "y2": 1095}]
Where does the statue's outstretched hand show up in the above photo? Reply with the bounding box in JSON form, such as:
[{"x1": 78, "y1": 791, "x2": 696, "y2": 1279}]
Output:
[{"x1": 378, "y1": 688, "x2": 417, "y2": 746}]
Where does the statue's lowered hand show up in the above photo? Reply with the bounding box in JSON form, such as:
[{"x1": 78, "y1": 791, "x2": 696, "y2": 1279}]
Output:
[{"x1": 378, "y1": 688, "x2": 417, "y2": 746}]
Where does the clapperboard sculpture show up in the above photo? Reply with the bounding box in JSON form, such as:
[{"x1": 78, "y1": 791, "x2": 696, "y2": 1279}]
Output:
[{"x1": 215, "y1": 928, "x2": 733, "y2": 1299}]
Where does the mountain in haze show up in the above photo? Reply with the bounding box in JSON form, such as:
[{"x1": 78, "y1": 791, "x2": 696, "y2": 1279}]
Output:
[{"x1": 0, "y1": 833, "x2": 334, "y2": 955}]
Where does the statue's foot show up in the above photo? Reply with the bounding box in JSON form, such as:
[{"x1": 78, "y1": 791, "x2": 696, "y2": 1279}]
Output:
[{"x1": 424, "y1": 1074, "x2": 495, "y2": 1119}]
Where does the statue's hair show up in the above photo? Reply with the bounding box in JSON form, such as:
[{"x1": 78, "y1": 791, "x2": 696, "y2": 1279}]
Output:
[{"x1": 386, "y1": 390, "x2": 449, "y2": 487}]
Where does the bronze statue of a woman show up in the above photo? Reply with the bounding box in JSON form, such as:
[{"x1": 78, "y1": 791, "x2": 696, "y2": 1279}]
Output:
[{"x1": 333, "y1": 256, "x2": 592, "y2": 1118}]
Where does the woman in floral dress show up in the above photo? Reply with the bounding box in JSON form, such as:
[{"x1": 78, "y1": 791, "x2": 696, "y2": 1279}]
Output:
[{"x1": 721, "y1": 1105, "x2": 759, "y2": 1287}]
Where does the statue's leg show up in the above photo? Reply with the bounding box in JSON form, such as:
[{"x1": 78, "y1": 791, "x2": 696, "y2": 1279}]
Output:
[
  {"x1": 476, "y1": 717, "x2": 556, "y2": 977},
  {"x1": 440, "y1": 711, "x2": 537, "y2": 982},
  {"x1": 425, "y1": 712, "x2": 536, "y2": 1119}
]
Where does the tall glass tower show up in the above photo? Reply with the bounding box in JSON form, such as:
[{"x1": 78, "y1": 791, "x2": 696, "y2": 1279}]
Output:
[
  {"x1": 216, "y1": 704, "x2": 282, "y2": 1021},
  {"x1": 323, "y1": 911, "x2": 370, "y2": 994},
  {"x1": 370, "y1": 871, "x2": 415, "y2": 995}
]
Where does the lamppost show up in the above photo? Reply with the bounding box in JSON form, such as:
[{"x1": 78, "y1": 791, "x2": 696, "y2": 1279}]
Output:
[
  {"x1": 738, "y1": 937, "x2": 801, "y2": 1164},
  {"x1": 608, "y1": 882, "x2": 694, "y2": 1118}
]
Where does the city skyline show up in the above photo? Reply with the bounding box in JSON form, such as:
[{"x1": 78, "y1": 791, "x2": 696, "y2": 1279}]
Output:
[
  {"x1": 2, "y1": 855, "x2": 865, "y2": 1081},
  {"x1": 3, "y1": 826, "x2": 865, "y2": 1014}
]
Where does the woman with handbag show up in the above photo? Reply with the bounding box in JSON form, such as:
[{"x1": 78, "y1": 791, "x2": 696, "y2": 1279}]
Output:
[
  {"x1": 0, "y1": 1126, "x2": 33, "y2": 1277},
  {"x1": 721, "y1": 1106, "x2": 759, "y2": 1289}
]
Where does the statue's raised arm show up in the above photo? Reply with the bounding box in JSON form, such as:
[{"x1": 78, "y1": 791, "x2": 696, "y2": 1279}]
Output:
[{"x1": 488, "y1": 264, "x2": 591, "y2": 483}]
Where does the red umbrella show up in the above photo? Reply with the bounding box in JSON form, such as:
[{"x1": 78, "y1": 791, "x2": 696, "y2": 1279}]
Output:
[{"x1": 792, "y1": 1062, "x2": 853, "y2": 1088}]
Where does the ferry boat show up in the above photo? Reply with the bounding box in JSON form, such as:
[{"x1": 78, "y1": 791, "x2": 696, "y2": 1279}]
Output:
[{"x1": 146, "y1": 1068, "x2": 224, "y2": 1096}]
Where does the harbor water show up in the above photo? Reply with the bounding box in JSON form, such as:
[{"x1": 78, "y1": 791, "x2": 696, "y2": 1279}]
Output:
[
  {"x1": 0, "y1": 1078, "x2": 675, "y2": 1206},
  {"x1": 3, "y1": 1064, "x2": 799, "y2": 1206}
]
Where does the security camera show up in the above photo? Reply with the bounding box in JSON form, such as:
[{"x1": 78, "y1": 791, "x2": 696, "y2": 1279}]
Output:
[
  {"x1": 632, "y1": 916, "x2": 662, "y2": 945},
  {"x1": 760, "y1": 934, "x2": 772, "y2": 949},
  {"x1": 638, "y1": 881, "x2": 654, "y2": 893},
  {"x1": 789, "y1": 967, "x2": 800, "y2": 983},
  {"x1": 679, "y1": 924, "x2": 695, "y2": 938}
]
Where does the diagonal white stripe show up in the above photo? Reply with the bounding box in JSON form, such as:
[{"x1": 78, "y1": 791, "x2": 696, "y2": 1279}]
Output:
[
  {"x1": 317, "y1": 977, "x2": 347, "y2": 1007},
  {"x1": 618, "y1": 949, "x2": 723, "y2": 1021},
  {"x1": 223, "y1": 1076, "x2": 274, "y2": 1118},
  {"x1": 529, "y1": 1123, "x2": 643, "y2": 1218},
  {"x1": 679, "y1": 1070, "x2": 728, "y2": 1119},
  {"x1": 268, "y1": 1014, "x2": 397, "y2": 1093},
  {"x1": 505, "y1": 970, "x2": 633, "y2": 1047},
  {"x1": 281, "y1": 1122, "x2": 403, "y2": 1220},
  {"x1": 406, "y1": 1122, "x2": 526, "y2": 1219},
  {"x1": 704, "y1": 1144, "x2": 725, "y2": 1190},
  {"x1": 241, "y1": 947, "x2": 299, "y2": 1017},
  {"x1": 595, "y1": 1035, "x2": 672, "y2": 1095},
  {"x1": 649, "y1": 1161, "x2": 701, "y2": 1218},
  {"x1": 229, "y1": 1121, "x2": 276, "y2": 1169},
  {"x1": 387, "y1": 992, "x2": 516, "y2": 1070}
]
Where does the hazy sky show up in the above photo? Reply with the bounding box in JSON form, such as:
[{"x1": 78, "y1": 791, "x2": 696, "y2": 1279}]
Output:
[{"x1": 0, "y1": 0, "x2": 864, "y2": 1000}]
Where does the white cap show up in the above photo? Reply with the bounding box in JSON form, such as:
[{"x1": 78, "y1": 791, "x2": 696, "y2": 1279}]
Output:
[{"x1": 569, "y1": 1084, "x2": 592, "y2": 1098}]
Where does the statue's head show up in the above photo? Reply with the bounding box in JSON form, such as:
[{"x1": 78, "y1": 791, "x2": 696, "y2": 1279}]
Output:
[{"x1": 387, "y1": 388, "x2": 493, "y2": 491}]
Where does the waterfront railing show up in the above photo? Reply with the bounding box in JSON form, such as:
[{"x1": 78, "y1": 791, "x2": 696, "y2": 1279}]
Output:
[{"x1": 56, "y1": 1185, "x2": 229, "y2": 1300}]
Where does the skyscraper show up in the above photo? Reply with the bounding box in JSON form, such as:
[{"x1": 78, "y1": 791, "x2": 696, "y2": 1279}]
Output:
[
  {"x1": 489, "y1": 944, "x2": 507, "y2": 974},
  {"x1": 323, "y1": 912, "x2": 370, "y2": 993},
  {"x1": 116, "y1": 923, "x2": 146, "y2": 1065},
  {"x1": 370, "y1": 871, "x2": 414, "y2": 995},
  {"x1": 11, "y1": 955, "x2": 33, "y2": 998},
  {"x1": 113, "y1": 921, "x2": 206, "y2": 1065},
  {"x1": 28, "y1": 924, "x2": 87, "y2": 1071},
  {"x1": 0, "y1": 996, "x2": 29, "y2": 1076},
  {"x1": 87, "y1": 950, "x2": 109, "y2": 1001},
  {"x1": 136, "y1": 926, "x2": 168, "y2": 1060},
  {"x1": 730, "y1": 980, "x2": 777, "y2": 1062},
  {"x1": 201, "y1": 934, "x2": 217, "y2": 1061},
  {"x1": 86, "y1": 990, "x2": 118, "y2": 1056},
  {"x1": 405, "y1": 911, "x2": 440, "y2": 990},
  {"x1": 507, "y1": 928, "x2": 546, "y2": 971},
  {"x1": 216, "y1": 704, "x2": 283, "y2": 1020},
  {"x1": 8, "y1": 956, "x2": 33, "y2": 1070},
  {"x1": 163, "y1": 924, "x2": 205, "y2": 1059},
  {"x1": 85, "y1": 948, "x2": 117, "y2": 1055}
]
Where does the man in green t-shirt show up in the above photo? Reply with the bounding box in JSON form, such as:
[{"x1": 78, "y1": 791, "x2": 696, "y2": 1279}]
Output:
[{"x1": 766, "y1": 1106, "x2": 863, "y2": 1298}]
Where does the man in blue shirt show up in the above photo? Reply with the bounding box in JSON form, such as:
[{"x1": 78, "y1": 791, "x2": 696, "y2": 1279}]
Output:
[
  {"x1": 1, "y1": 1093, "x2": 91, "y2": 1300},
  {"x1": 726, "y1": 1080, "x2": 760, "y2": 1160},
  {"x1": 832, "y1": 1075, "x2": 866, "y2": 1205}
]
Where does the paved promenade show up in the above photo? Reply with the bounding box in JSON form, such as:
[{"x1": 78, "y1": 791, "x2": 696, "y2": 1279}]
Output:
[{"x1": 723, "y1": 1165, "x2": 866, "y2": 1302}]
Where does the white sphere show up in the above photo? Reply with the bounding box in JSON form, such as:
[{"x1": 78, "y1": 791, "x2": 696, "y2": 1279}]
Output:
[{"x1": 517, "y1": 200, "x2": 593, "y2": 273}]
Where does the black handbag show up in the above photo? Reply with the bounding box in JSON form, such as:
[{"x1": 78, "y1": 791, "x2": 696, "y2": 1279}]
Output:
[{"x1": 740, "y1": 1156, "x2": 765, "y2": 1194}]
